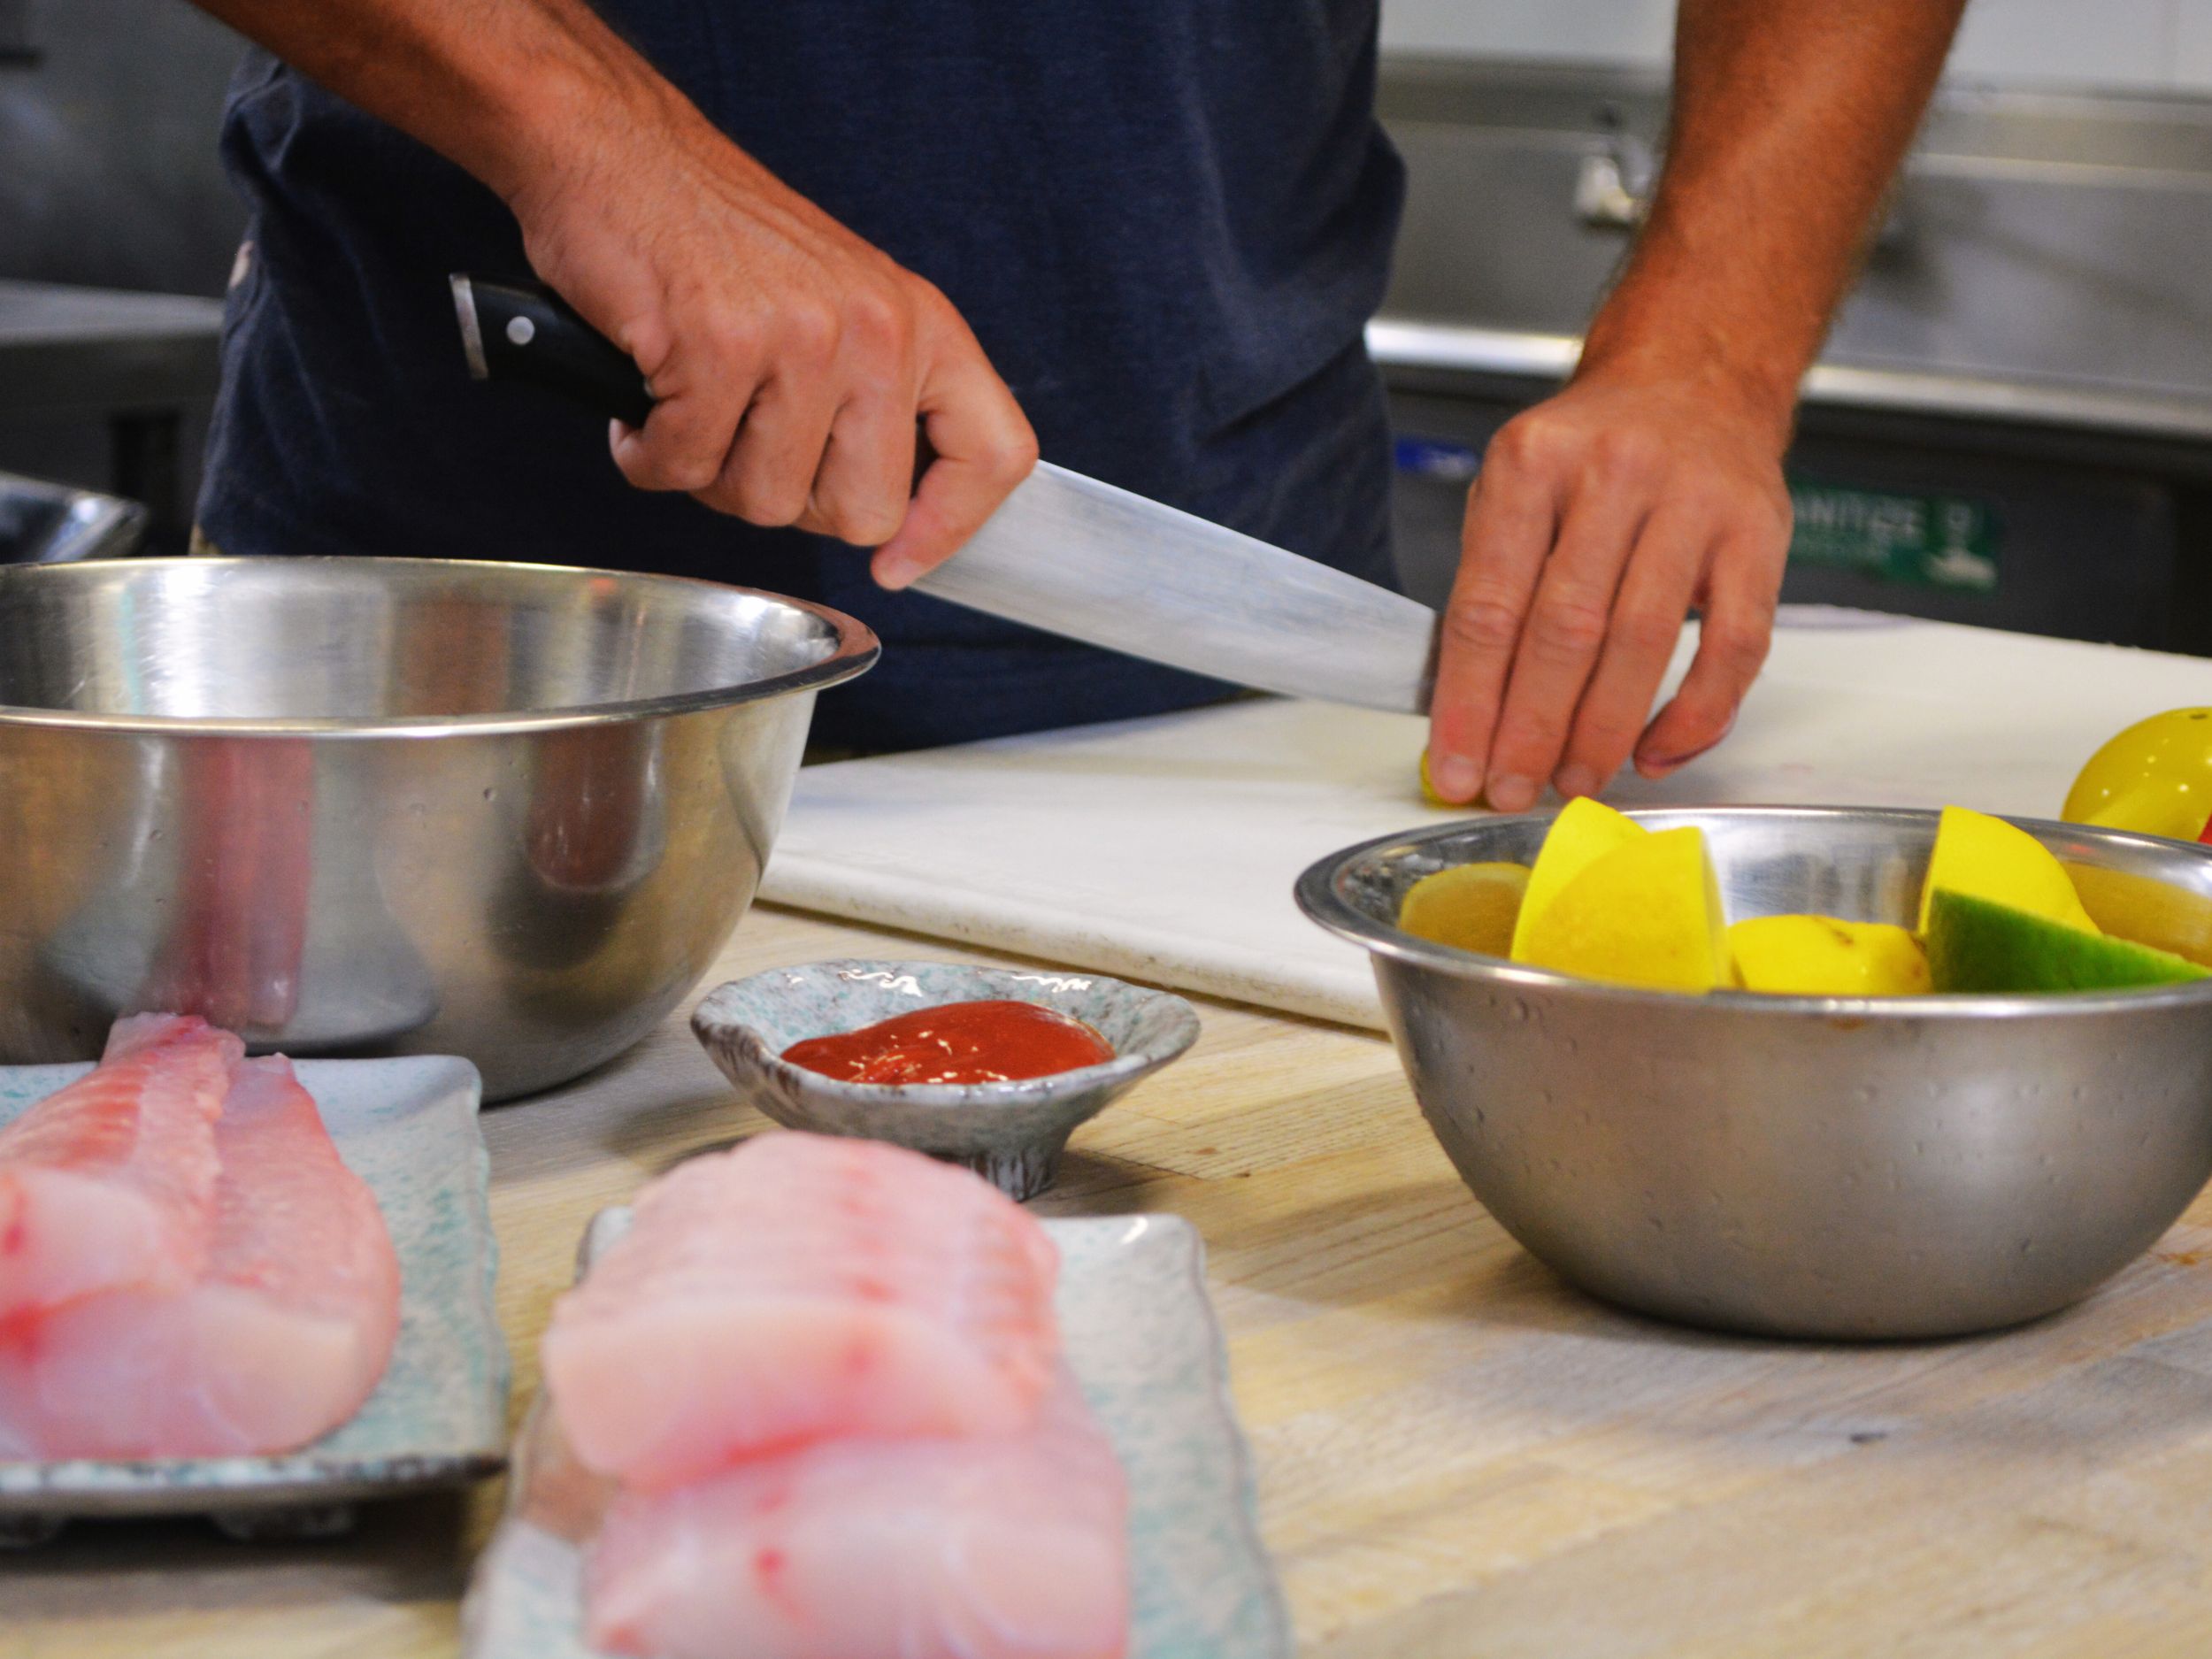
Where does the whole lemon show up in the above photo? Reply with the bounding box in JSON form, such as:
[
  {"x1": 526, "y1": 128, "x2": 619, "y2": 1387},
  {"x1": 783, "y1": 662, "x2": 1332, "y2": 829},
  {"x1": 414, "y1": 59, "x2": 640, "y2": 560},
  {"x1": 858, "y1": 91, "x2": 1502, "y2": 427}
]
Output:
[{"x1": 2063, "y1": 709, "x2": 2212, "y2": 841}]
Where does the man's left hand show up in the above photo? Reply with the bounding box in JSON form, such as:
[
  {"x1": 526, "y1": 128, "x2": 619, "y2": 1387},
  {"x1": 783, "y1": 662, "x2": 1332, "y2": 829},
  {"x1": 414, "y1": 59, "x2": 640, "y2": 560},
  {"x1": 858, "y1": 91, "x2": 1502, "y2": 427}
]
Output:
[
  {"x1": 1422, "y1": 365, "x2": 1793, "y2": 811},
  {"x1": 1416, "y1": 0, "x2": 1970, "y2": 810}
]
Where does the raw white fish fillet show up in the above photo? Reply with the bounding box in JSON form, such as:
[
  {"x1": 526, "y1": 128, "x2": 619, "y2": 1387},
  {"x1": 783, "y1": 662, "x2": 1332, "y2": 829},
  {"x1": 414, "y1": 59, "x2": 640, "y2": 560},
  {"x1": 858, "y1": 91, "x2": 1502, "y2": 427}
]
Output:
[
  {"x1": 0, "y1": 1013, "x2": 242, "y2": 1318},
  {"x1": 584, "y1": 1370, "x2": 1130, "y2": 1659},
  {"x1": 0, "y1": 1055, "x2": 402, "y2": 1459},
  {"x1": 544, "y1": 1133, "x2": 1061, "y2": 1490}
]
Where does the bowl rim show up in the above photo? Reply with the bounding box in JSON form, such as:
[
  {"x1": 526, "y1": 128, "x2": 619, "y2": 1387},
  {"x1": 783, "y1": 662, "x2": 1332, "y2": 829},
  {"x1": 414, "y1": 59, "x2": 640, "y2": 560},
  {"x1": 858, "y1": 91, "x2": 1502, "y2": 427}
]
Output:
[
  {"x1": 0, "y1": 557, "x2": 881, "y2": 736},
  {"x1": 1295, "y1": 803, "x2": 2212, "y2": 1020},
  {"x1": 691, "y1": 958, "x2": 1202, "y2": 1105}
]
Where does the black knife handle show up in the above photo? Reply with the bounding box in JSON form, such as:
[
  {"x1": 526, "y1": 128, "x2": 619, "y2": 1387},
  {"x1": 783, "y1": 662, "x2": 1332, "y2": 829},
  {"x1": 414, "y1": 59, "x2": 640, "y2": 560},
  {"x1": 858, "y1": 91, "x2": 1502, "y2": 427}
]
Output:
[
  {"x1": 449, "y1": 274, "x2": 655, "y2": 428},
  {"x1": 451, "y1": 273, "x2": 942, "y2": 487}
]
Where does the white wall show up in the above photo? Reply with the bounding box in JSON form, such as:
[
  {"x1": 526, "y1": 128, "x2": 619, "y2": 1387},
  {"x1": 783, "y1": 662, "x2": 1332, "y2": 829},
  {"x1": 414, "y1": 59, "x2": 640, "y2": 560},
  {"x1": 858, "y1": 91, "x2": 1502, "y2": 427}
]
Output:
[{"x1": 1379, "y1": 0, "x2": 2212, "y2": 96}]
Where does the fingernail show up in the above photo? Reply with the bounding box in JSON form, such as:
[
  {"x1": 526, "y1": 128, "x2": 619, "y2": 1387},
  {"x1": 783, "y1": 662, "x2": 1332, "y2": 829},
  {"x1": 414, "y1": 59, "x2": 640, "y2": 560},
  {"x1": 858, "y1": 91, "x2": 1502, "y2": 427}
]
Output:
[
  {"x1": 1430, "y1": 755, "x2": 1480, "y2": 803},
  {"x1": 1487, "y1": 774, "x2": 1539, "y2": 813},
  {"x1": 1638, "y1": 740, "x2": 1716, "y2": 777},
  {"x1": 1554, "y1": 764, "x2": 1599, "y2": 800},
  {"x1": 1638, "y1": 714, "x2": 1738, "y2": 777},
  {"x1": 872, "y1": 556, "x2": 921, "y2": 591}
]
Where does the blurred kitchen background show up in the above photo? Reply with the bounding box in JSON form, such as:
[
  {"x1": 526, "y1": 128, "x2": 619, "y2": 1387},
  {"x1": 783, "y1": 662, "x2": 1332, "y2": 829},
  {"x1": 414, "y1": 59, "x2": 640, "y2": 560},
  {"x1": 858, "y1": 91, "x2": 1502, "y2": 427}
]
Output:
[{"x1": 5, "y1": 0, "x2": 2212, "y2": 649}]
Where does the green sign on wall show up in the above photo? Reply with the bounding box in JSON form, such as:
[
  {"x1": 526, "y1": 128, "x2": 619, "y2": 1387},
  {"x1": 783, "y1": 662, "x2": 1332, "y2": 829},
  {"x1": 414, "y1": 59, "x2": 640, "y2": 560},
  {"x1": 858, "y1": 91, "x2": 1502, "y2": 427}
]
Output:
[{"x1": 1787, "y1": 477, "x2": 2001, "y2": 594}]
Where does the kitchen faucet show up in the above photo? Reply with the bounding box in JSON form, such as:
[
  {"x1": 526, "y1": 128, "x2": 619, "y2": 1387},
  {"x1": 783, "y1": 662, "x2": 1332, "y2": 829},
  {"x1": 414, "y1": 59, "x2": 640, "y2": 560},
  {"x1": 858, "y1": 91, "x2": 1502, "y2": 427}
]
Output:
[{"x1": 1573, "y1": 104, "x2": 1656, "y2": 228}]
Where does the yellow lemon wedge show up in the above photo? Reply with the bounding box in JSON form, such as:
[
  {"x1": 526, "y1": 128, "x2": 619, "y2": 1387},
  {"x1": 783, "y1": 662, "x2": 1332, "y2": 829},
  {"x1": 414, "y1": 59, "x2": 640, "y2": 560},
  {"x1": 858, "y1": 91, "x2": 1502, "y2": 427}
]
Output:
[
  {"x1": 1418, "y1": 752, "x2": 1448, "y2": 808},
  {"x1": 1419, "y1": 752, "x2": 1495, "y2": 810},
  {"x1": 2066, "y1": 864, "x2": 2212, "y2": 966},
  {"x1": 1397, "y1": 862, "x2": 1530, "y2": 956},
  {"x1": 1509, "y1": 796, "x2": 1647, "y2": 961},
  {"x1": 1728, "y1": 914, "x2": 1931, "y2": 996},
  {"x1": 1917, "y1": 805, "x2": 2098, "y2": 936},
  {"x1": 1516, "y1": 826, "x2": 1730, "y2": 992}
]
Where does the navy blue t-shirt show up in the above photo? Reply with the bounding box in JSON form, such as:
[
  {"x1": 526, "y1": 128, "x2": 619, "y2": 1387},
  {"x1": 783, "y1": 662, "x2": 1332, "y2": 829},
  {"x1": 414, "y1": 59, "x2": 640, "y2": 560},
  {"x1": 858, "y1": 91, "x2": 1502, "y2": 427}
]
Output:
[{"x1": 199, "y1": 3, "x2": 1407, "y2": 750}]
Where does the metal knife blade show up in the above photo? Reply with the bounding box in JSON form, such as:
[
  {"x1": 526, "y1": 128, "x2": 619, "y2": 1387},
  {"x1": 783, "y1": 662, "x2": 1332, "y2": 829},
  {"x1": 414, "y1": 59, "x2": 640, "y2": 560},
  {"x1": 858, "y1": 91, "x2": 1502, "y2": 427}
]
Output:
[
  {"x1": 452, "y1": 274, "x2": 1440, "y2": 713},
  {"x1": 910, "y1": 463, "x2": 1438, "y2": 714}
]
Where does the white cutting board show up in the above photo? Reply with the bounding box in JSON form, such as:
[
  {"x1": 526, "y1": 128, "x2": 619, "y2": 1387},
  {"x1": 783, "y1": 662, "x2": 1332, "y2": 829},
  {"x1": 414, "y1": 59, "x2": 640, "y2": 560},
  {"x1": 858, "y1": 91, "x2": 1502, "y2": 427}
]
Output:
[{"x1": 762, "y1": 610, "x2": 2212, "y2": 1029}]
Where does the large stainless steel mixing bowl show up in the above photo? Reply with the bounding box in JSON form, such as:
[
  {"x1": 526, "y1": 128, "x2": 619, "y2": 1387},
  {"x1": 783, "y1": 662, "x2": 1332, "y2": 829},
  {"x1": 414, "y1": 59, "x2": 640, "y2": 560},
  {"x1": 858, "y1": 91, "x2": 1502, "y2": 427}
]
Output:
[
  {"x1": 0, "y1": 557, "x2": 876, "y2": 1099},
  {"x1": 1298, "y1": 807, "x2": 2212, "y2": 1339}
]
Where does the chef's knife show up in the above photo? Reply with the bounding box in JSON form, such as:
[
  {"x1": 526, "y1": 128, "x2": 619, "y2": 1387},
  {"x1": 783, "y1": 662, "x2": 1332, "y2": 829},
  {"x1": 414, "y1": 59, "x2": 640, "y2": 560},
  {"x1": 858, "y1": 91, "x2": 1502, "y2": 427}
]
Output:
[{"x1": 451, "y1": 275, "x2": 1440, "y2": 713}]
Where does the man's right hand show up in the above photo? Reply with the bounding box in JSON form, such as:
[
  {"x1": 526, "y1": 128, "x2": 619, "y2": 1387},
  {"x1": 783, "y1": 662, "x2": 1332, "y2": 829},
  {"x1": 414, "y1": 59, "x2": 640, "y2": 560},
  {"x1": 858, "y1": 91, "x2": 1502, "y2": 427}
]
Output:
[
  {"x1": 192, "y1": 0, "x2": 1040, "y2": 584},
  {"x1": 194, "y1": 0, "x2": 1040, "y2": 581},
  {"x1": 504, "y1": 85, "x2": 1038, "y2": 587}
]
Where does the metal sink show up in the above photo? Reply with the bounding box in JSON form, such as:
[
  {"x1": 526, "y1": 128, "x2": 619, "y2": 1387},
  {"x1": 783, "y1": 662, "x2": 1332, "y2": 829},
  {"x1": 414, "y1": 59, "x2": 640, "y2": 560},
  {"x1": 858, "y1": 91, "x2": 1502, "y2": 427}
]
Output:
[{"x1": 1375, "y1": 61, "x2": 2212, "y2": 442}]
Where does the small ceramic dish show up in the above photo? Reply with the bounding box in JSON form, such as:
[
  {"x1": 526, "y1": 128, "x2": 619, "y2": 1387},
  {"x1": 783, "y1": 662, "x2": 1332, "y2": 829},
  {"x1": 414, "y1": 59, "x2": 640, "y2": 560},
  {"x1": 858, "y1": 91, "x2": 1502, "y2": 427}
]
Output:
[
  {"x1": 691, "y1": 959, "x2": 1200, "y2": 1199},
  {"x1": 0, "y1": 1055, "x2": 508, "y2": 1546}
]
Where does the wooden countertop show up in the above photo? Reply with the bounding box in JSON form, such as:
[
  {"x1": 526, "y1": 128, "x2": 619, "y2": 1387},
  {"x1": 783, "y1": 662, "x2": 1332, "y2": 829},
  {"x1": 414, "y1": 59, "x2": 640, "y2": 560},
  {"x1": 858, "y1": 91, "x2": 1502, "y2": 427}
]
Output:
[{"x1": 13, "y1": 902, "x2": 2212, "y2": 1657}]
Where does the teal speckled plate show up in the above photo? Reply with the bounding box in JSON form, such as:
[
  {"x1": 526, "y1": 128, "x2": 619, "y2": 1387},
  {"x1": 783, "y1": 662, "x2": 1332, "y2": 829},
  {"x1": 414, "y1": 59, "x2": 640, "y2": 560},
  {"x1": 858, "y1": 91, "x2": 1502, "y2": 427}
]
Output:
[
  {"x1": 464, "y1": 1210, "x2": 1290, "y2": 1659},
  {"x1": 0, "y1": 1056, "x2": 507, "y2": 1541}
]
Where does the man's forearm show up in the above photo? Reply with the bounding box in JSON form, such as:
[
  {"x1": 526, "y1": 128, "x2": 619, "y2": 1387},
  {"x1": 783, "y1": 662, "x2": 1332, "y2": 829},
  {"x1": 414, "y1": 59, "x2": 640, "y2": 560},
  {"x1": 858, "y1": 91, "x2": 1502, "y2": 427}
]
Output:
[
  {"x1": 191, "y1": 0, "x2": 673, "y2": 204},
  {"x1": 1582, "y1": 0, "x2": 1969, "y2": 433}
]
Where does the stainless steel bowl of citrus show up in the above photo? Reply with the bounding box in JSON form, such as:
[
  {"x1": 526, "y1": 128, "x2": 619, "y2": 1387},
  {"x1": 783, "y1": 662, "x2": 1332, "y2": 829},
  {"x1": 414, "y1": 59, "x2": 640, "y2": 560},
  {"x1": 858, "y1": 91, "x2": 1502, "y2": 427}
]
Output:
[{"x1": 1296, "y1": 806, "x2": 2212, "y2": 1339}]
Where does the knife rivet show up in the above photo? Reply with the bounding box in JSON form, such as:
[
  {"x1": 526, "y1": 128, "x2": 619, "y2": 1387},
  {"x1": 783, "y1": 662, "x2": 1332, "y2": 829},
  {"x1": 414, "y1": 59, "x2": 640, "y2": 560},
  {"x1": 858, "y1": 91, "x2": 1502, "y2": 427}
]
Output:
[{"x1": 505, "y1": 316, "x2": 536, "y2": 347}]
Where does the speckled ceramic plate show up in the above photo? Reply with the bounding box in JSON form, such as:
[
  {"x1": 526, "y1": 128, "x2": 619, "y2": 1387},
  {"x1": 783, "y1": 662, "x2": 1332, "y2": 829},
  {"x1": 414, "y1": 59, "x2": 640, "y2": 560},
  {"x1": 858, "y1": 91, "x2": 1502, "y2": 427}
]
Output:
[
  {"x1": 463, "y1": 1209, "x2": 1290, "y2": 1659},
  {"x1": 0, "y1": 1056, "x2": 507, "y2": 1541}
]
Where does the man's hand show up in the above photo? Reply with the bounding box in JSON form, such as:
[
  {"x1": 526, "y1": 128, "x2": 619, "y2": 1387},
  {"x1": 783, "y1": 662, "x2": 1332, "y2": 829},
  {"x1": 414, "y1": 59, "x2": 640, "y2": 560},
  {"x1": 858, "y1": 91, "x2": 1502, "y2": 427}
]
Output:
[
  {"x1": 187, "y1": 0, "x2": 1037, "y2": 586},
  {"x1": 509, "y1": 88, "x2": 1036, "y2": 587},
  {"x1": 1425, "y1": 365, "x2": 1792, "y2": 812},
  {"x1": 1422, "y1": 0, "x2": 1968, "y2": 808}
]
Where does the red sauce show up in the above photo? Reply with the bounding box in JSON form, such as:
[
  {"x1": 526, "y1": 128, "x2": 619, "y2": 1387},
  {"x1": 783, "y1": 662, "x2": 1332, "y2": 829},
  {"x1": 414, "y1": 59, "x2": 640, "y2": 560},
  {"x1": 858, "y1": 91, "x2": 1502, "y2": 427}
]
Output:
[{"x1": 781, "y1": 999, "x2": 1115, "y2": 1086}]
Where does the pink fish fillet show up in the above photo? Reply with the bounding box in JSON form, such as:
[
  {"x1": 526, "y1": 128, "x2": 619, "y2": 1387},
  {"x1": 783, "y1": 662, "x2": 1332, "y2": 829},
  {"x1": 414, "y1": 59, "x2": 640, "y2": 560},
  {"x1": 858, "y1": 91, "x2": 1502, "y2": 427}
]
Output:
[
  {"x1": 0, "y1": 1013, "x2": 242, "y2": 1319},
  {"x1": 543, "y1": 1133, "x2": 1061, "y2": 1490},
  {"x1": 585, "y1": 1370, "x2": 1130, "y2": 1659},
  {"x1": 0, "y1": 1055, "x2": 402, "y2": 1459}
]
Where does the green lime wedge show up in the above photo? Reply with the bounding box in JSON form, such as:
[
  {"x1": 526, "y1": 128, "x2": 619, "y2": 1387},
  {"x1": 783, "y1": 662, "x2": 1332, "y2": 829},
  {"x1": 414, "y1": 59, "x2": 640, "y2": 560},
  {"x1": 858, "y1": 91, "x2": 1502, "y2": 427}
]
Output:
[{"x1": 1926, "y1": 889, "x2": 2210, "y2": 994}]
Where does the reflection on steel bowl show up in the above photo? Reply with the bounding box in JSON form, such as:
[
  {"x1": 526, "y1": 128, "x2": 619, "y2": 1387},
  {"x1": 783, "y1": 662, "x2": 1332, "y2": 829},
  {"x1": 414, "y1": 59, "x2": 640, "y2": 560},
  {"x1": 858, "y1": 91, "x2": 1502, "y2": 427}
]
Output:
[
  {"x1": 1298, "y1": 807, "x2": 2212, "y2": 1339},
  {"x1": 0, "y1": 557, "x2": 877, "y2": 1100}
]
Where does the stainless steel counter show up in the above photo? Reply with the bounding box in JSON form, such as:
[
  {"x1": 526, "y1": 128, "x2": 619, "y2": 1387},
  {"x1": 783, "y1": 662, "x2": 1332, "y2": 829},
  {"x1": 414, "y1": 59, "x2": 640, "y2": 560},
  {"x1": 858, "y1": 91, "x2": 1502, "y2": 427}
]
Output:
[
  {"x1": 0, "y1": 280, "x2": 225, "y2": 415},
  {"x1": 0, "y1": 280, "x2": 225, "y2": 551},
  {"x1": 1367, "y1": 319, "x2": 2212, "y2": 449}
]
